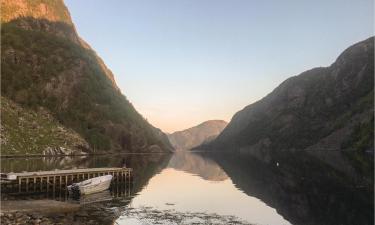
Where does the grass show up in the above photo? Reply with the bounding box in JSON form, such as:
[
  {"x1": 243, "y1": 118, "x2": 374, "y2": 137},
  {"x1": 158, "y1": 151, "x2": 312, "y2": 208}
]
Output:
[{"x1": 1, "y1": 97, "x2": 88, "y2": 155}]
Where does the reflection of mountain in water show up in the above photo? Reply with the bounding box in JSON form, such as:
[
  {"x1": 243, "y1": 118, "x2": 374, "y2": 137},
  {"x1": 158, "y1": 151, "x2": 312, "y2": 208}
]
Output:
[
  {"x1": 205, "y1": 150, "x2": 373, "y2": 225},
  {"x1": 168, "y1": 152, "x2": 228, "y2": 181}
]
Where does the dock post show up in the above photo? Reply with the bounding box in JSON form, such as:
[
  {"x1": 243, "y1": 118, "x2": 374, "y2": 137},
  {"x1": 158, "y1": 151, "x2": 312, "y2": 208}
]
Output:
[
  {"x1": 59, "y1": 176, "x2": 62, "y2": 199},
  {"x1": 53, "y1": 176, "x2": 56, "y2": 194},
  {"x1": 18, "y1": 178, "x2": 21, "y2": 193},
  {"x1": 33, "y1": 177, "x2": 36, "y2": 192},
  {"x1": 26, "y1": 178, "x2": 29, "y2": 192},
  {"x1": 116, "y1": 178, "x2": 119, "y2": 197},
  {"x1": 47, "y1": 176, "x2": 49, "y2": 192}
]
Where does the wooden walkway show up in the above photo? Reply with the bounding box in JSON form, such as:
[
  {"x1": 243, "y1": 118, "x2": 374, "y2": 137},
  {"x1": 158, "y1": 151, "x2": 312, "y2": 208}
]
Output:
[{"x1": 3, "y1": 167, "x2": 132, "y2": 193}]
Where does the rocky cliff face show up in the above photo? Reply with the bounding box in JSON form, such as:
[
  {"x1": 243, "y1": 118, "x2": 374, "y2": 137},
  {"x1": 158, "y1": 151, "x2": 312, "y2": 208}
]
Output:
[
  {"x1": 204, "y1": 37, "x2": 374, "y2": 154},
  {"x1": 1, "y1": 0, "x2": 73, "y2": 24},
  {"x1": 168, "y1": 120, "x2": 227, "y2": 150},
  {"x1": 1, "y1": 0, "x2": 173, "y2": 154}
]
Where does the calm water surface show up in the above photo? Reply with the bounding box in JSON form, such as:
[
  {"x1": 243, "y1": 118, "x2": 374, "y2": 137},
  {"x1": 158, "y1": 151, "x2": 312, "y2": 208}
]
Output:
[
  {"x1": 118, "y1": 152, "x2": 291, "y2": 225},
  {"x1": 1, "y1": 150, "x2": 373, "y2": 225}
]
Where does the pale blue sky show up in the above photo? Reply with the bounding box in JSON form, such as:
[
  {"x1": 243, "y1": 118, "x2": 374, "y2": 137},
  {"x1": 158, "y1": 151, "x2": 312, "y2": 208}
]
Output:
[{"x1": 65, "y1": 0, "x2": 373, "y2": 133}]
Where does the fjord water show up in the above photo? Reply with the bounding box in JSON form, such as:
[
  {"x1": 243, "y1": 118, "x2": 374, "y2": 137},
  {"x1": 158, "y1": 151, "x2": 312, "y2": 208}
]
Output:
[
  {"x1": 117, "y1": 152, "x2": 291, "y2": 225},
  {"x1": 1, "y1": 151, "x2": 372, "y2": 225}
]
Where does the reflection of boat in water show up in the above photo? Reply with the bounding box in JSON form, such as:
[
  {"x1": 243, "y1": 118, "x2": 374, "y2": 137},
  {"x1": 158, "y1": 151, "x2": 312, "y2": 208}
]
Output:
[
  {"x1": 68, "y1": 175, "x2": 113, "y2": 195},
  {"x1": 75, "y1": 190, "x2": 113, "y2": 205}
]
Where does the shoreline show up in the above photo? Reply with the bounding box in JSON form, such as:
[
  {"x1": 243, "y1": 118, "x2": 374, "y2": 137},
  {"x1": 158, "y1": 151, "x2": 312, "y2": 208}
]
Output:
[
  {"x1": 0, "y1": 200, "x2": 117, "y2": 225},
  {"x1": 1, "y1": 200, "x2": 80, "y2": 214},
  {"x1": 0, "y1": 152, "x2": 172, "y2": 158}
]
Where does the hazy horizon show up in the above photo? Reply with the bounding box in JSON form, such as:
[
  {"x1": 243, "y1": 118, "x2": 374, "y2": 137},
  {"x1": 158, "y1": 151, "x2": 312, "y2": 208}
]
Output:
[{"x1": 65, "y1": 0, "x2": 374, "y2": 133}]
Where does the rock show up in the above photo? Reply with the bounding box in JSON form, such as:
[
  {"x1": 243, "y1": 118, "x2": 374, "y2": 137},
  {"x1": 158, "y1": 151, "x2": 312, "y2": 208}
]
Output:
[
  {"x1": 42, "y1": 146, "x2": 83, "y2": 155},
  {"x1": 21, "y1": 215, "x2": 30, "y2": 221},
  {"x1": 33, "y1": 219, "x2": 42, "y2": 224},
  {"x1": 31, "y1": 213, "x2": 43, "y2": 219},
  {"x1": 75, "y1": 211, "x2": 89, "y2": 217}
]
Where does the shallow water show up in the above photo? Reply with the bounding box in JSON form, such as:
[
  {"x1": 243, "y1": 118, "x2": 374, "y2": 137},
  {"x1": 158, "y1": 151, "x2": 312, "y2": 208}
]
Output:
[
  {"x1": 117, "y1": 167, "x2": 290, "y2": 225},
  {"x1": 1, "y1": 150, "x2": 373, "y2": 225}
]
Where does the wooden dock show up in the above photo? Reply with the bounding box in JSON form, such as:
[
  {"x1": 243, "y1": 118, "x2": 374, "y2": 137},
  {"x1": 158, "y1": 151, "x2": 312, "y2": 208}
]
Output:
[{"x1": 3, "y1": 167, "x2": 132, "y2": 193}]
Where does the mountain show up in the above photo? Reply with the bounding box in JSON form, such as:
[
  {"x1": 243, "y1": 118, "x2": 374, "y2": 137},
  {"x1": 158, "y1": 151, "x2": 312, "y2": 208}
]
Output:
[
  {"x1": 168, "y1": 120, "x2": 227, "y2": 150},
  {"x1": 202, "y1": 37, "x2": 374, "y2": 155},
  {"x1": 1, "y1": 0, "x2": 173, "y2": 154}
]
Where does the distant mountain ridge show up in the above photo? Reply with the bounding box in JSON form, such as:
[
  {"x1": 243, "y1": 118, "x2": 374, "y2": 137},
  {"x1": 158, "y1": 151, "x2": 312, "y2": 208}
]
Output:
[
  {"x1": 201, "y1": 37, "x2": 374, "y2": 155},
  {"x1": 1, "y1": 0, "x2": 173, "y2": 154},
  {"x1": 168, "y1": 120, "x2": 227, "y2": 150}
]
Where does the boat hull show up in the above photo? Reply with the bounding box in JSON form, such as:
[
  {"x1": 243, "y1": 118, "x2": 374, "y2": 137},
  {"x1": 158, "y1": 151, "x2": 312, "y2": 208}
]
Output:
[
  {"x1": 79, "y1": 179, "x2": 112, "y2": 195},
  {"x1": 67, "y1": 175, "x2": 113, "y2": 195}
]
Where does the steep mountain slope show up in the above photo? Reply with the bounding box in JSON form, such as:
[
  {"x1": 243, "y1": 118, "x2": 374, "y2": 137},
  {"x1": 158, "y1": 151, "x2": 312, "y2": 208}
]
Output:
[
  {"x1": 1, "y1": 0, "x2": 173, "y2": 154},
  {"x1": 168, "y1": 120, "x2": 227, "y2": 150},
  {"x1": 203, "y1": 37, "x2": 374, "y2": 154}
]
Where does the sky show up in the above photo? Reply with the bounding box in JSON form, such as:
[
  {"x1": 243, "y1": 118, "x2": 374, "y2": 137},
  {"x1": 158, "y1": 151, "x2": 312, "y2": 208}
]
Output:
[{"x1": 65, "y1": 0, "x2": 374, "y2": 133}]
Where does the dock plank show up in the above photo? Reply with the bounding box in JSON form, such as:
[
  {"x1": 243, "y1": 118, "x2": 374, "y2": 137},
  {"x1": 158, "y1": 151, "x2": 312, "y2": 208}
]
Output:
[{"x1": 7, "y1": 167, "x2": 132, "y2": 177}]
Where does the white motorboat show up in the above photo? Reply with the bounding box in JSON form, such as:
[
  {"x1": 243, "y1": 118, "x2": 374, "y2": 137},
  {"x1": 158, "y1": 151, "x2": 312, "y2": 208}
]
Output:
[
  {"x1": 0, "y1": 173, "x2": 17, "y2": 183},
  {"x1": 68, "y1": 175, "x2": 113, "y2": 195}
]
